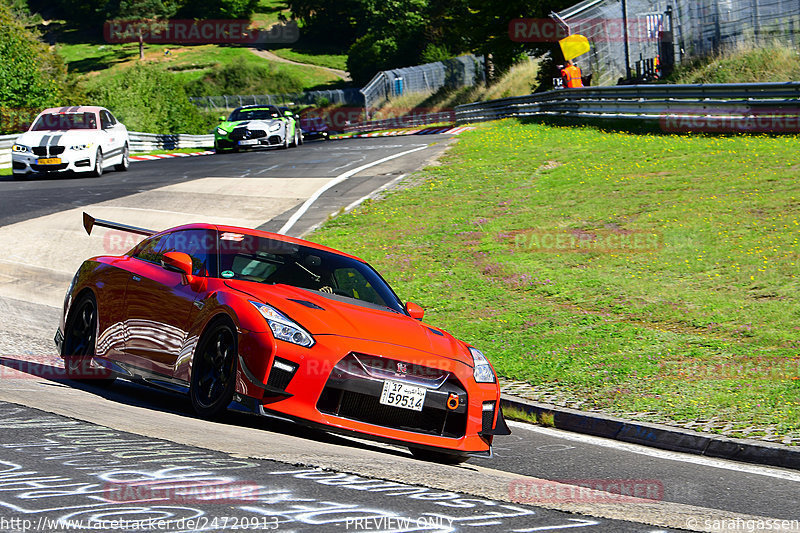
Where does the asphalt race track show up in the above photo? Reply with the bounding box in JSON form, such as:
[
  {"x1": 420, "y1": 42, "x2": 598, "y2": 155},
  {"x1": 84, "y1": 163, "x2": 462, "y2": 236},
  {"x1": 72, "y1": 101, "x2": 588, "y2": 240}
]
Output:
[{"x1": 0, "y1": 136, "x2": 797, "y2": 533}]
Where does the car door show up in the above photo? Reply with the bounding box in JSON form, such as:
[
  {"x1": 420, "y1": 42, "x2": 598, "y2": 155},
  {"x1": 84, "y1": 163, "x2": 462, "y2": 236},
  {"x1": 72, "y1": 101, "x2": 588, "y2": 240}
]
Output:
[
  {"x1": 121, "y1": 228, "x2": 217, "y2": 376},
  {"x1": 98, "y1": 110, "x2": 118, "y2": 160}
]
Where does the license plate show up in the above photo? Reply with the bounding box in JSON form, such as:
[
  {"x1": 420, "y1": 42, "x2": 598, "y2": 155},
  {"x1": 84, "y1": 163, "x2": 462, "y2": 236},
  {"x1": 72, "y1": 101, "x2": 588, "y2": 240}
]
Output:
[
  {"x1": 379, "y1": 380, "x2": 426, "y2": 411},
  {"x1": 238, "y1": 139, "x2": 259, "y2": 146},
  {"x1": 37, "y1": 158, "x2": 61, "y2": 165}
]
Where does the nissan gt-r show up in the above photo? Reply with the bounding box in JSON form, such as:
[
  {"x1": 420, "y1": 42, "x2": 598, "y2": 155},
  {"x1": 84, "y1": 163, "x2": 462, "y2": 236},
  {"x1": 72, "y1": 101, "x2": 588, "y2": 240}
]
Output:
[{"x1": 56, "y1": 214, "x2": 510, "y2": 463}]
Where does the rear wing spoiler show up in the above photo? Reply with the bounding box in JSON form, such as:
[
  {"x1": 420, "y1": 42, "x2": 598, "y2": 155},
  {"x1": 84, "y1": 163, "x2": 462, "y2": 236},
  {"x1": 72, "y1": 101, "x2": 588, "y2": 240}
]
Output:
[{"x1": 83, "y1": 212, "x2": 155, "y2": 237}]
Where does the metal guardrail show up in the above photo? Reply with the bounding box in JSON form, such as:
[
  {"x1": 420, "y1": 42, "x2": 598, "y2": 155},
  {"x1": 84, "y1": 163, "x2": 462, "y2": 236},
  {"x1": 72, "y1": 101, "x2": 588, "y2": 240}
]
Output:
[
  {"x1": 0, "y1": 132, "x2": 214, "y2": 171},
  {"x1": 127, "y1": 131, "x2": 214, "y2": 152},
  {"x1": 455, "y1": 82, "x2": 800, "y2": 133},
  {"x1": 343, "y1": 111, "x2": 455, "y2": 133},
  {"x1": 0, "y1": 134, "x2": 15, "y2": 170}
]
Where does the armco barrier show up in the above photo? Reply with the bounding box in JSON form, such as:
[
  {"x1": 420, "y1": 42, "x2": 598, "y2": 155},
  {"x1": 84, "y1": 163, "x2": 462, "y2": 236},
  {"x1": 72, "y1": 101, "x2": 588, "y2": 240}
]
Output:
[
  {"x1": 127, "y1": 131, "x2": 214, "y2": 152},
  {"x1": 343, "y1": 111, "x2": 455, "y2": 133},
  {"x1": 0, "y1": 132, "x2": 214, "y2": 171},
  {"x1": 0, "y1": 134, "x2": 15, "y2": 170},
  {"x1": 455, "y1": 81, "x2": 800, "y2": 133}
]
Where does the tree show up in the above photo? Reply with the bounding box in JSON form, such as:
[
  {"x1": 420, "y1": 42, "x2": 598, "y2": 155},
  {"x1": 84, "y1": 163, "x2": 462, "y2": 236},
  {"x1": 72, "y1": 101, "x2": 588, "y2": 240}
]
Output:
[
  {"x1": 0, "y1": 2, "x2": 75, "y2": 133},
  {"x1": 116, "y1": 0, "x2": 179, "y2": 60}
]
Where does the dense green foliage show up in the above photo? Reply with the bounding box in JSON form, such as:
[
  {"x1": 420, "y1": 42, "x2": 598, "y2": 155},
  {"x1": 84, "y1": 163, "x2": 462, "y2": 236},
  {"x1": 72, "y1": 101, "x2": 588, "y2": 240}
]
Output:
[
  {"x1": 291, "y1": 0, "x2": 574, "y2": 84},
  {"x1": 0, "y1": 1, "x2": 76, "y2": 133},
  {"x1": 51, "y1": 0, "x2": 259, "y2": 30},
  {"x1": 90, "y1": 62, "x2": 213, "y2": 133}
]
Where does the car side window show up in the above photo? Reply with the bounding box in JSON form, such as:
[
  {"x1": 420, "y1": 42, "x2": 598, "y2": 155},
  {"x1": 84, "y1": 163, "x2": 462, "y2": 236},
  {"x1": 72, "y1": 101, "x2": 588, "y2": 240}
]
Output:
[
  {"x1": 100, "y1": 111, "x2": 114, "y2": 129},
  {"x1": 106, "y1": 111, "x2": 118, "y2": 125},
  {"x1": 158, "y1": 229, "x2": 218, "y2": 277},
  {"x1": 133, "y1": 236, "x2": 163, "y2": 264}
]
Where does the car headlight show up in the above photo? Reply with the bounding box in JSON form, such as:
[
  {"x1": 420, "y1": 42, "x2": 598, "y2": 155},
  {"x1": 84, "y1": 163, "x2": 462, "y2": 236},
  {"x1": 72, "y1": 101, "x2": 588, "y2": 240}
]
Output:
[
  {"x1": 69, "y1": 143, "x2": 93, "y2": 150},
  {"x1": 11, "y1": 144, "x2": 30, "y2": 153},
  {"x1": 216, "y1": 127, "x2": 227, "y2": 136},
  {"x1": 250, "y1": 301, "x2": 315, "y2": 348},
  {"x1": 269, "y1": 122, "x2": 282, "y2": 132},
  {"x1": 470, "y1": 347, "x2": 496, "y2": 383}
]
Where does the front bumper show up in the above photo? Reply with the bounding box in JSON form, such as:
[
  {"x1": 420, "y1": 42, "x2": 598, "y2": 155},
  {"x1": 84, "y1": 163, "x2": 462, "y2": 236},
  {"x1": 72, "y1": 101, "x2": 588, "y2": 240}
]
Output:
[
  {"x1": 12, "y1": 149, "x2": 94, "y2": 175},
  {"x1": 234, "y1": 333, "x2": 507, "y2": 454}
]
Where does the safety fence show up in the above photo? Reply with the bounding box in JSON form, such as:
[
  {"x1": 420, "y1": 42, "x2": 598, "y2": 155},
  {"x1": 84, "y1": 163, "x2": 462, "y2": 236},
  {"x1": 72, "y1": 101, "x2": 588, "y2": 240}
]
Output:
[
  {"x1": 361, "y1": 55, "x2": 484, "y2": 111},
  {"x1": 454, "y1": 81, "x2": 800, "y2": 133},
  {"x1": 190, "y1": 88, "x2": 364, "y2": 111},
  {"x1": 0, "y1": 132, "x2": 214, "y2": 170},
  {"x1": 343, "y1": 111, "x2": 456, "y2": 133}
]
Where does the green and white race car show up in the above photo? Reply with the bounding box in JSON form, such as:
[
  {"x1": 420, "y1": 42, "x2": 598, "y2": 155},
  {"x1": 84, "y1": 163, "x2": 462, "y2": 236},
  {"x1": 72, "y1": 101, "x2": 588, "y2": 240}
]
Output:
[{"x1": 215, "y1": 105, "x2": 302, "y2": 152}]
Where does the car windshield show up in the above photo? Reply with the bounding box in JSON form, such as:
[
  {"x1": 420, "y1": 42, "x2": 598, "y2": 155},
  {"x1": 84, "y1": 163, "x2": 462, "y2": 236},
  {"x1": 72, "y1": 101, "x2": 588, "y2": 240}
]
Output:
[
  {"x1": 228, "y1": 107, "x2": 280, "y2": 121},
  {"x1": 218, "y1": 233, "x2": 404, "y2": 313},
  {"x1": 32, "y1": 112, "x2": 97, "y2": 131}
]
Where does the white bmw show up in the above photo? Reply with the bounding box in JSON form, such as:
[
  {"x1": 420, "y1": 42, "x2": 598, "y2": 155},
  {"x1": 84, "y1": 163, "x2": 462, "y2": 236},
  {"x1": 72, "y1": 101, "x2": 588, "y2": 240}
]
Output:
[{"x1": 12, "y1": 106, "x2": 130, "y2": 178}]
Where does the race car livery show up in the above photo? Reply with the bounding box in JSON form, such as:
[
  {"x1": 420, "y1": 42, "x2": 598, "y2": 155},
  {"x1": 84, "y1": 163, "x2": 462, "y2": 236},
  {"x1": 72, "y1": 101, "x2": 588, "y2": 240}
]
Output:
[
  {"x1": 215, "y1": 105, "x2": 299, "y2": 152},
  {"x1": 56, "y1": 214, "x2": 510, "y2": 463},
  {"x1": 12, "y1": 106, "x2": 130, "y2": 178}
]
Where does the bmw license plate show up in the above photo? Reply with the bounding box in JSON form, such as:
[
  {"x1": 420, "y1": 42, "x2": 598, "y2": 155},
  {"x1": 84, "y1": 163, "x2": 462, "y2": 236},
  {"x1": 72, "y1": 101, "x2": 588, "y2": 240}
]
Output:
[
  {"x1": 37, "y1": 158, "x2": 61, "y2": 165},
  {"x1": 238, "y1": 139, "x2": 259, "y2": 146},
  {"x1": 379, "y1": 380, "x2": 426, "y2": 411}
]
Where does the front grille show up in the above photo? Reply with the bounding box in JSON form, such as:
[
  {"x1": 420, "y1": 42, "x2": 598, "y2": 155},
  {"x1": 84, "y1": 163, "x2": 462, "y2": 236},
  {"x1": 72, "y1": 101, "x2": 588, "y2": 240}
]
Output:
[
  {"x1": 230, "y1": 128, "x2": 266, "y2": 141},
  {"x1": 31, "y1": 163, "x2": 68, "y2": 171},
  {"x1": 32, "y1": 146, "x2": 65, "y2": 157},
  {"x1": 316, "y1": 353, "x2": 468, "y2": 438}
]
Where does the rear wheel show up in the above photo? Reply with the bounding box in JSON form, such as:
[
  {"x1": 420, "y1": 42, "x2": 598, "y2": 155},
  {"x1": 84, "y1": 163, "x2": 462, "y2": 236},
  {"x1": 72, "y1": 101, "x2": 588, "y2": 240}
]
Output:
[
  {"x1": 62, "y1": 293, "x2": 114, "y2": 385},
  {"x1": 89, "y1": 149, "x2": 103, "y2": 177},
  {"x1": 114, "y1": 143, "x2": 129, "y2": 172},
  {"x1": 190, "y1": 319, "x2": 238, "y2": 418},
  {"x1": 409, "y1": 447, "x2": 470, "y2": 465}
]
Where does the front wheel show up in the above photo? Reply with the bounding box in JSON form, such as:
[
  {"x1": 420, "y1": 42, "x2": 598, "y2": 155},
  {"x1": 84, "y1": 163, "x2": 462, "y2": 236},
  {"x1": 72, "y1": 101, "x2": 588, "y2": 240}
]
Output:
[
  {"x1": 190, "y1": 319, "x2": 238, "y2": 418},
  {"x1": 62, "y1": 293, "x2": 114, "y2": 385},
  {"x1": 89, "y1": 148, "x2": 103, "y2": 177},
  {"x1": 114, "y1": 143, "x2": 129, "y2": 172}
]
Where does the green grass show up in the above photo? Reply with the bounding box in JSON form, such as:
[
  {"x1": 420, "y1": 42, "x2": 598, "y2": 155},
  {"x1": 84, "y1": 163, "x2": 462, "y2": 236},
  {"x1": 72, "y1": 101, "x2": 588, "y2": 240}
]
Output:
[
  {"x1": 268, "y1": 46, "x2": 348, "y2": 71},
  {"x1": 57, "y1": 42, "x2": 341, "y2": 94},
  {"x1": 310, "y1": 120, "x2": 800, "y2": 442},
  {"x1": 668, "y1": 41, "x2": 800, "y2": 84},
  {"x1": 0, "y1": 168, "x2": 11, "y2": 176},
  {"x1": 252, "y1": 0, "x2": 292, "y2": 27}
]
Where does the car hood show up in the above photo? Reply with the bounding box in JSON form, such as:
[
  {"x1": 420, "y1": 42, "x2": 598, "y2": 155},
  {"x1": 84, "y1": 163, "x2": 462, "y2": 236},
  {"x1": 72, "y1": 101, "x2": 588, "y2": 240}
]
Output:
[
  {"x1": 225, "y1": 280, "x2": 472, "y2": 365},
  {"x1": 15, "y1": 130, "x2": 97, "y2": 147}
]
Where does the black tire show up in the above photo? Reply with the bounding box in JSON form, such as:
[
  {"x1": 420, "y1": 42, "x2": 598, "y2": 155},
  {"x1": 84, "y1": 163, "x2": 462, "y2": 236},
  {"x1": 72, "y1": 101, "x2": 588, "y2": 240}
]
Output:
[
  {"x1": 298, "y1": 130, "x2": 304, "y2": 145},
  {"x1": 190, "y1": 318, "x2": 238, "y2": 418},
  {"x1": 409, "y1": 447, "x2": 470, "y2": 465},
  {"x1": 89, "y1": 148, "x2": 103, "y2": 177},
  {"x1": 62, "y1": 293, "x2": 115, "y2": 385},
  {"x1": 114, "y1": 143, "x2": 129, "y2": 172}
]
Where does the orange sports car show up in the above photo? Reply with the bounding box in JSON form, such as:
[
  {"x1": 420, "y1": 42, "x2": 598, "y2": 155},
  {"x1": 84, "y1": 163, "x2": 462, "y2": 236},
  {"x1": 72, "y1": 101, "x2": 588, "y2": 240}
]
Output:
[{"x1": 56, "y1": 214, "x2": 510, "y2": 463}]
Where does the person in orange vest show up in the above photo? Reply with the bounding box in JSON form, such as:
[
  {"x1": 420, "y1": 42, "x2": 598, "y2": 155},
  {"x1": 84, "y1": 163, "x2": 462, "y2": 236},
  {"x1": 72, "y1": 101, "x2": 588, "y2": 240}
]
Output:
[{"x1": 563, "y1": 60, "x2": 584, "y2": 88}]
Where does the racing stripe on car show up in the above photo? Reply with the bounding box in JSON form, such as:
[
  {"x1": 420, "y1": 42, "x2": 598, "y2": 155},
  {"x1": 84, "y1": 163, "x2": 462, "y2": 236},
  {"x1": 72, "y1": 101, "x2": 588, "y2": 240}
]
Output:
[{"x1": 48, "y1": 135, "x2": 62, "y2": 147}]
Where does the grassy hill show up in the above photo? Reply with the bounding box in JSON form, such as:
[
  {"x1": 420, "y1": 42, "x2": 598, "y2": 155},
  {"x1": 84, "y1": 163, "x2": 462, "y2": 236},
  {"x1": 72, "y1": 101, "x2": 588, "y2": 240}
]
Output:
[{"x1": 311, "y1": 119, "x2": 800, "y2": 443}]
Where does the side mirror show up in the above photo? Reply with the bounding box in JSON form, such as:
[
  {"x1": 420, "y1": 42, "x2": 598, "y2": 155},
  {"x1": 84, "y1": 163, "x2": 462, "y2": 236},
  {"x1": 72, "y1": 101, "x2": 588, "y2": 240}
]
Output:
[
  {"x1": 405, "y1": 302, "x2": 425, "y2": 320},
  {"x1": 162, "y1": 251, "x2": 193, "y2": 284},
  {"x1": 218, "y1": 115, "x2": 226, "y2": 122}
]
